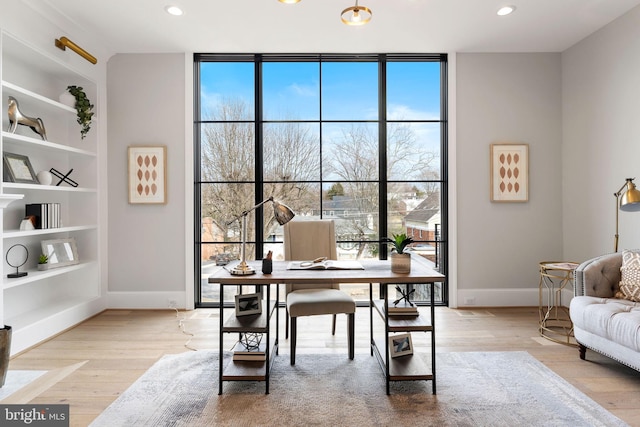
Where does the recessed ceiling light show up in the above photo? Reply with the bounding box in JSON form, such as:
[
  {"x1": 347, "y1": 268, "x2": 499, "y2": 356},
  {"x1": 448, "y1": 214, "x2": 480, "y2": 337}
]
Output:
[
  {"x1": 165, "y1": 5, "x2": 184, "y2": 16},
  {"x1": 497, "y1": 5, "x2": 516, "y2": 16}
]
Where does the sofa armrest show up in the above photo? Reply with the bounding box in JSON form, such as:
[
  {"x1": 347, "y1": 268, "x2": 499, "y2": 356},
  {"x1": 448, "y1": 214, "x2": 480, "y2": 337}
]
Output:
[{"x1": 574, "y1": 253, "x2": 621, "y2": 298}]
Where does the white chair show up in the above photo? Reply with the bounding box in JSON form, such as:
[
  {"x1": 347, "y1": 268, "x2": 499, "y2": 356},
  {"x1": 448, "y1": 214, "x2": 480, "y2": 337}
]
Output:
[{"x1": 283, "y1": 219, "x2": 356, "y2": 365}]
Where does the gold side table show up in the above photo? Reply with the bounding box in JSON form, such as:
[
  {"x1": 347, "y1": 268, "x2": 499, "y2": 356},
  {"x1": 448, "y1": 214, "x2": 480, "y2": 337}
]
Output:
[{"x1": 538, "y1": 261, "x2": 579, "y2": 346}]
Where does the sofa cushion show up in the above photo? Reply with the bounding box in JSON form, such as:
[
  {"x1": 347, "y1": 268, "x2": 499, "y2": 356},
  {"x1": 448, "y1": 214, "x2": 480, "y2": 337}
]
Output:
[
  {"x1": 619, "y1": 249, "x2": 640, "y2": 302},
  {"x1": 570, "y1": 296, "x2": 640, "y2": 352}
]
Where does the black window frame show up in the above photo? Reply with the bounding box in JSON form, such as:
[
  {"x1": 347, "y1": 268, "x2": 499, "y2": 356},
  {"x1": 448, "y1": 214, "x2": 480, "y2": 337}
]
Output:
[{"x1": 194, "y1": 53, "x2": 448, "y2": 308}]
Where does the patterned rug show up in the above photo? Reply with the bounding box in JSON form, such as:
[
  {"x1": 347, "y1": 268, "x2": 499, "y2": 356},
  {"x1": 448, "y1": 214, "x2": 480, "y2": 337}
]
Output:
[{"x1": 90, "y1": 351, "x2": 627, "y2": 427}]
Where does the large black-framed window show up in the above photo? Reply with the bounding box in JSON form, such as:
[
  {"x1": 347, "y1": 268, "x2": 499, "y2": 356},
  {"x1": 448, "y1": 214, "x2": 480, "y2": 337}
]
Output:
[{"x1": 194, "y1": 53, "x2": 448, "y2": 307}]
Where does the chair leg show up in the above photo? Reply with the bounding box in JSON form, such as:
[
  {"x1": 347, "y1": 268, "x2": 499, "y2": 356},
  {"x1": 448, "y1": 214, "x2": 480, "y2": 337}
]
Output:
[
  {"x1": 285, "y1": 308, "x2": 289, "y2": 339},
  {"x1": 348, "y1": 313, "x2": 354, "y2": 360},
  {"x1": 332, "y1": 314, "x2": 337, "y2": 335},
  {"x1": 290, "y1": 316, "x2": 297, "y2": 365}
]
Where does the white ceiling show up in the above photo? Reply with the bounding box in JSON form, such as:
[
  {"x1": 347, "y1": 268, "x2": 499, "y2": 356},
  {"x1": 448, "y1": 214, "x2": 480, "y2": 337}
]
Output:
[{"x1": 31, "y1": 0, "x2": 640, "y2": 54}]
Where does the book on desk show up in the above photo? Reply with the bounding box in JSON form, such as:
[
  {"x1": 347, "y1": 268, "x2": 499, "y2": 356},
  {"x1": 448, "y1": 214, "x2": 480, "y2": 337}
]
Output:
[{"x1": 286, "y1": 260, "x2": 364, "y2": 270}]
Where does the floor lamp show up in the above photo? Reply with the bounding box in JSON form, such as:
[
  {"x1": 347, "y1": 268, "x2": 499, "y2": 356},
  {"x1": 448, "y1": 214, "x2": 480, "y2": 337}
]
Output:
[
  {"x1": 227, "y1": 197, "x2": 295, "y2": 275},
  {"x1": 614, "y1": 178, "x2": 640, "y2": 252}
]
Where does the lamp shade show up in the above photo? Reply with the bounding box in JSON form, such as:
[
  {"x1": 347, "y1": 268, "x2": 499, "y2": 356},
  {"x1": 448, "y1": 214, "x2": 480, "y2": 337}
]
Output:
[
  {"x1": 273, "y1": 200, "x2": 295, "y2": 225},
  {"x1": 620, "y1": 180, "x2": 640, "y2": 211}
]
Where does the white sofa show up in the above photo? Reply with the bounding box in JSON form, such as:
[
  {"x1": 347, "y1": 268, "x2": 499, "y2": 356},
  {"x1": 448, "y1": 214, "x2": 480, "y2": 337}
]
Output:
[{"x1": 570, "y1": 253, "x2": 640, "y2": 372}]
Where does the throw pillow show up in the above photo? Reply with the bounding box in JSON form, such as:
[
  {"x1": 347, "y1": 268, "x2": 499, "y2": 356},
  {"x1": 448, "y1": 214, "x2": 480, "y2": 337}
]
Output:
[{"x1": 619, "y1": 249, "x2": 640, "y2": 302}]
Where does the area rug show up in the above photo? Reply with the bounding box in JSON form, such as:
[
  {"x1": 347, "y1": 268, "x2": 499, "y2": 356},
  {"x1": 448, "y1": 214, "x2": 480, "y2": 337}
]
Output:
[
  {"x1": 0, "y1": 370, "x2": 46, "y2": 401},
  {"x1": 90, "y1": 351, "x2": 627, "y2": 427}
]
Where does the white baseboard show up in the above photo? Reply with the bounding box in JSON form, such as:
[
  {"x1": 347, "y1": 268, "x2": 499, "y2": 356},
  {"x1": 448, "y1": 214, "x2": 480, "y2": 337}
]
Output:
[
  {"x1": 456, "y1": 287, "x2": 574, "y2": 308},
  {"x1": 108, "y1": 291, "x2": 189, "y2": 309}
]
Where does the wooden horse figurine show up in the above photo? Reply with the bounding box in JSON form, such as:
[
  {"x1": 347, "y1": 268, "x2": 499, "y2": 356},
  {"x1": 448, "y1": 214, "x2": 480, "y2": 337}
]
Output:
[{"x1": 7, "y1": 96, "x2": 47, "y2": 141}]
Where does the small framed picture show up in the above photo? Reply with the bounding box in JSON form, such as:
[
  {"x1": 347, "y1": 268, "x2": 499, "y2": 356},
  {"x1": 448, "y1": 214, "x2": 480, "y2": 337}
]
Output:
[
  {"x1": 128, "y1": 145, "x2": 167, "y2": 204},
  {"x1": 490, "y1": 143, "x2": 529, "y2": 202},
  {"x1": 235, "y1": 293, "x2": 262, "y2": 317},
  {"x1": 40, "y1": 238, "x2": 79, "y2": 270},
  {"x1": 389, "y1": 333, "x2": 413, "y2": 358},
  {"x1": 3, "y1": 152, "x2": 39, "y2": 184}
]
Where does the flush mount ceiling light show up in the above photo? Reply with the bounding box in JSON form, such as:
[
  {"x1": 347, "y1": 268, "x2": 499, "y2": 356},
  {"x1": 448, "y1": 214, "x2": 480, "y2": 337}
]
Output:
[
  {"x1": 165, "y1": 5, "x2": 184, "y2": 16},
  {"x1": 279, "y1": 0, "x2": 372, "y2": 26},
  {"x1": 497, "y1": 5, "x2": 516, "y2": 16}
]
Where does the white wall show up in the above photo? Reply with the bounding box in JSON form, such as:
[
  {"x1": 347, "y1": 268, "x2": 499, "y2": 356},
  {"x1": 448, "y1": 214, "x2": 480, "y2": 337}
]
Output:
[
  {"x1": 99, "y1": 7, "x2": 640, "y2": 310},
  {"x1": 106, "y1": 54, "x2": 187, "y2": 308},
  {"x1": 562, "y1": 6, "x2": 640, "y2": 262},
  {"x1": 455, "y1": 53, "x2": 563, "y2": 306}
]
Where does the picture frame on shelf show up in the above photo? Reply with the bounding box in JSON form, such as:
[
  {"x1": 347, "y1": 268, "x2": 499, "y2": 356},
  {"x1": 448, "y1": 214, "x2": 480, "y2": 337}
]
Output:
[
  {"x1": 128, "y1": 145, "x2": 167, "y2": 204},
  {"x1": 235, "y1": 293, "x2": 262, "y2": 317},
  {"x1": 389, "y1": 333, "x2": 413, "y2": 358},
  {"x1": 490, "y1": 143, "x2": 529, "y2": 202},
  {"x1": 40, "y1": 238, "x2": 79, "y2": 270},
  {"x1": 3, "y1": 152, "x2": 39, "y2": 184}
]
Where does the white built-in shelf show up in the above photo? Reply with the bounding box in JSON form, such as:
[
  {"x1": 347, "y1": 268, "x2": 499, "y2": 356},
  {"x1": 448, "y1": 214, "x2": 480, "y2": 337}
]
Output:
[
  {"x1": 1, "y1": 80, "x2": 76, "y2": 113},
  {"x1": 3, "y1": 262, "x2": 93, "y2": 290},
  {"x1": 2, "y1": 132, "x2": 96, "y2": 157},
  {"x1": 2, "y1": 182, "x2": 97, "y2": 193},
  {"x1": 4, "y1": 295, "x2": 101, "y2": 330},
  {"x1": 0, "y1": 193, "x2": 24, "y2": 209},
  {"x1": 2, "y1": 225, "x2": 97, "y2": 239}
]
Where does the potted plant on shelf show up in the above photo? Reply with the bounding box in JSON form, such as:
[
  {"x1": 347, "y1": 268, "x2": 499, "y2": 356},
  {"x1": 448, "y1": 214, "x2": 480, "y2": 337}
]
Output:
[
  {"x1": 37, "y1": 253, "x2": 49, "y2": 271},
  {"x1": 383, "y1": 233, "x2": 414, "y2": 273},
  {"x1": 65, "y1": 85, "x2": 94, "y2": 140}
]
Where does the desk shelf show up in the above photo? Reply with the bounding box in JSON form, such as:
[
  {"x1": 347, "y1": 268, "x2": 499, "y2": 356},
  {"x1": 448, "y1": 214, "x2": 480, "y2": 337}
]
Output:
[
  {"x1": 218, "y1": 284, "x2": 279, "y2": 394},
  {"x1": 370, "y1": 282, "x2": 437, "y2": 394},
  {"x1": 372, "y1": 300, "x2": 433, "y2": 332},
  {"x1": 221, "y1": 302, "x2": 277, "y2": 333}
]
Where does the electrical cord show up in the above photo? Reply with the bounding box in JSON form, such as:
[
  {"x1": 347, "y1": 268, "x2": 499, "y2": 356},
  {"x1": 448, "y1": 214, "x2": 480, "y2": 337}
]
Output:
[{"x1": 173, "y1": 307, "x2": 197, "y2": 351}]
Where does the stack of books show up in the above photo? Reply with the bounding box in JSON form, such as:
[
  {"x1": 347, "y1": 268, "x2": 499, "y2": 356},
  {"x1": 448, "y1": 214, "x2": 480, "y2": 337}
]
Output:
[
  {"x1": 387, "y1": 301, "x2": 419, "y2": 316},
  {"x1": 25, "y1": 203, "x2": 61, "y2": 229},
  {"x1": 232, "y1": 340, "x2": 267, "y2": 361}
]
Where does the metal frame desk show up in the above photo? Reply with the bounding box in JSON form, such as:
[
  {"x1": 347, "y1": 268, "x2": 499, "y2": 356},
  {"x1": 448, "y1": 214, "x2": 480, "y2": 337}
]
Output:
[{"x1": 209, "y1": 255, "x2": 445, "y2": 394}]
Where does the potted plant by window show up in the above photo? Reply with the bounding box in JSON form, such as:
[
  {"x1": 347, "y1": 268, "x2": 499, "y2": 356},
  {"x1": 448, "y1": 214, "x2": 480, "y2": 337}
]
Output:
[
  {"x1": 383, "y1": 233, "x2": 414, "y2": 273},
  {"x1": 65, "y1": 85, "x2": 94, "y2": 140}
]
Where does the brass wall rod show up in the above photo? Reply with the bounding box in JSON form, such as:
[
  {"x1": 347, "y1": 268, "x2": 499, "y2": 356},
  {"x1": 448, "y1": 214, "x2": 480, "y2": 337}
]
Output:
[{"x1": 54, "y1": 36, "x2": 97, "y2": 65}]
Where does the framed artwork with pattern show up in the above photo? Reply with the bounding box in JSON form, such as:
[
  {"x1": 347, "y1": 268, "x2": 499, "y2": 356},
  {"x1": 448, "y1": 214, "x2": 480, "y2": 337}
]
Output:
[
  {"x1": 490, "y1": 143, "x2": 528, "y2": 202},
  {"x1": 128, "y1": 145, "x2": 167, "y2": 204}
]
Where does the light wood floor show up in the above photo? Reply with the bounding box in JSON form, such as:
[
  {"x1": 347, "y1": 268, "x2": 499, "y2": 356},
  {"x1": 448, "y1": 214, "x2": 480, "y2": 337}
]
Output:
[{"x1": 5, "y1": 307, "x2": 640, "y2": 426}]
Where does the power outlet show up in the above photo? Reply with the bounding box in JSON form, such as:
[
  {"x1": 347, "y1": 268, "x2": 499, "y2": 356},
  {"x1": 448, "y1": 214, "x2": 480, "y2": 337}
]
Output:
[{"x1": 464, "y1": 297, "x2": 476, "y2": 305}]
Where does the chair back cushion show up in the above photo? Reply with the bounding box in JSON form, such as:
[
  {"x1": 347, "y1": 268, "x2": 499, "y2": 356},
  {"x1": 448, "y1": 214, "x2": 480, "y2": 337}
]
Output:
[{"x1": 283, "y1": 219, "x2": 339, "y2": 292}]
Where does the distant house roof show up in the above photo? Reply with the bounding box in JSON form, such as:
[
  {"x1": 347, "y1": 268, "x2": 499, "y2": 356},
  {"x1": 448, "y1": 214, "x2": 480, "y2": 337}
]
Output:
[{"x1": 405, "y1": 192, "x2": 440, "y2": 224}]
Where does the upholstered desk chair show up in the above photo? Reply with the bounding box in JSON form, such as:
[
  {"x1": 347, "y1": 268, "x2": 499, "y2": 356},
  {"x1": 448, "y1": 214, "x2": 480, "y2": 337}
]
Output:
[{"x1": 283, "y1": 219, "x2": 356, "y2": 365}]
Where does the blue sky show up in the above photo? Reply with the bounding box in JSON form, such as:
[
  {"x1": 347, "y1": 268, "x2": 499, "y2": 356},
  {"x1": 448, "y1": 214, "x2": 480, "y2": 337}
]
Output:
[{"x1": 199, "y1": 60, "x2": 442, "y2": 154}]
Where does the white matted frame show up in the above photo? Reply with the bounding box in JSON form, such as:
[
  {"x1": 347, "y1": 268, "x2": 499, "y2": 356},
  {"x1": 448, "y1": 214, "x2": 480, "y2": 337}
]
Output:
[
  {"x1": 490, "y1": 143, "x2": 528, "y2": 202},
  {"x1": 128, "y1": 145, "x2": 167, "y2": 204},
  {"x1": 3, "y1": 152, "x2": 39, "y2": 184},
  {"x1": 389, "y1": 333, "x2": 413, "y2": 358},
  {"x1": 40, "y1": 238, "x2": 79, "y2": 270},
  {"x1": 235, "y1": 293, "x2": 262, "y2": 316}
]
